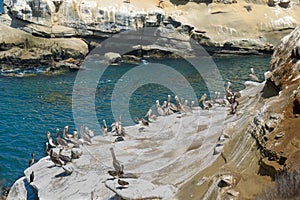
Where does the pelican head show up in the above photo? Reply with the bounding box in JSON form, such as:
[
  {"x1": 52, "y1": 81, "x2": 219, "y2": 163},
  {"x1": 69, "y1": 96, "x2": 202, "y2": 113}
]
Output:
[
  {"x1": 47, "y1": 131, "x2": 51, "y2": 139},
  {"x1": 168, "y1": 95, "x2": 171, "y2": 101},
  {"x1": 250, "y1": 67, "x2": 255, "y2": 74},
  {"x1": 156, "y1": 100, "x2": 160, "y2": 105},
  {"x1": 191, "y1": 101, "x2": 195, "y2": 107}
]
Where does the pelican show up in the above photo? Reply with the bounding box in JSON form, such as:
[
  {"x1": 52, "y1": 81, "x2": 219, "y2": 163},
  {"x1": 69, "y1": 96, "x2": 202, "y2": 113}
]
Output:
[
  {"x1": 50, "y1": 149, "x2": 63, "y2": 166},
  {"x1": 156, "y1": 100, "x2": 165, "y2": 116},
  {"x1": 68, "y1": 131, "x2": 83, "y2": 146},
  {"x1": 249, "y1": 67, "x2": 259, "y2": 82},
  {"x1": 80, "y1": 124, "x2": 92, "y2": 144},
  {"x1": 230, "y1": 95, "x2": 239, "y2": 114},
  {"x1": 29, "y1": 171, "x2": 34, "y2": 183},
  {"x1": 28, "y1": 152, "x2": 34, "y2": 167},
  {"x1": 134, "y1": 117, "x2": 149, "y2": 126},
  {"x1": 45, "y1": 142, "x2": 51, "y2": 156},
  {"x1": 102, "y1": 120, "x2": 108, "y2": 136},
  {"x1": 84, "y1": 126, "x2": 94, "y2": 137},
  {"x1": 109, "y1": 147, "x2": 123, "y2": 173},
  {"x1": 118, "y1": 179, "x2": 129, "y2": 187},
  {"x1": 163, "y1": 100, "x2": 174, "y2": 115},
  {"x1": 111, "y1": 116, "x2": 125, "y2": 136},
  {"x1": 56, "y1": 129, "x2": 69, "y2": 147},
  {"x1": 114, "y1": 136, "x2": 124, "y2": 143},
  {"x1": 167, "y1": 95, "x2": 177, "y2": 111},
  {"x1": 47, "y1": 131, "x2": 57, "y2": 147},
  {"x1": 63, "y1": 126, "x2": 73, "y2": 139},
  {"x1": 145, "y1": 109, "x2": 157, "y2": 122},
  {"x1": 183, "y1": 100, "x2": 192, "y2": 112},
  {"x1": 108, "y1": 170, "x2": 124, "y2": 179},
  {"x1": 59, "y1": 148, "x2": 72, "y2": 164},
  {"x1": 175, "y1": 96, "x2": 184, "y2": 113}
]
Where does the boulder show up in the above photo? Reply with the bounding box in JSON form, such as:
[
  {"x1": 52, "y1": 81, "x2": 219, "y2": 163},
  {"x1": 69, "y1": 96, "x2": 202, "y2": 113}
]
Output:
[{"x1": 104, "y1": 52, "x2": 122, "y2": 64}]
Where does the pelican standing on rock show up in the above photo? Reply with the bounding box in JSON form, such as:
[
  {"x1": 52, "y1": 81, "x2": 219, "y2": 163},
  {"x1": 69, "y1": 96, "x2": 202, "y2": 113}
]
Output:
[
  {"x1": 102, "y1": 120, "x2": 108, "y2": 136},
  {"x1": 156, "y1": 100, "x2": 165, "y2": 116},
  {"x1": 56, "y1": 129, "x2": 69, "y2": 147},
  {"x1": 109, "y1": 147, "x2": 123, "y2": 173},
  {"x1": 50, "y1": 149, "x2": 63, "y2": 166},
  {"x1": 28, "y1": 152, "x2": 34, "y2": 166},
  {"x1": 249, "y1": 67, "x2": 259, "y2": 82},
  {"x1": 175, "y1": 96, "x2": 184, "y2": 113},
  {"x1": 167, "y1": 95, "x2": 177, "y2": 111},
  {"x1": 47, "y1": 131, "x2": 57, "y2": 148},
  {"x1": 80, "y1": 124, "x2": 92, "y2": 144},
  {"x1": 145, "y1": 109, "x2": 157, "y2": 122}
]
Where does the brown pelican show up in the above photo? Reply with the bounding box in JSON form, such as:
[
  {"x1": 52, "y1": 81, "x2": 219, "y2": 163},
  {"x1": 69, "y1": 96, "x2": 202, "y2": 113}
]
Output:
[
  {"x1": 56, "y1": 129, "x2": 69, "y2": 147},
  {"x1": 183, "y1": 100, "x2": 192, "y2": 112},
  {"x1": 45, "y1": 142, "x2": 51, "y2": 156},
  {"x1": 175, "y1": 96, "x2": 185, "y2": 113},
  {"x1": 80, "y1": 124, "x2": 92, "y2": 144},
  {"x1": 167, "y1": 95, "x2": 177, "y2": 111},
  {"x1": 134, "y1": 117, "x2": 149, "y2": 127},
  {"x1": 102, "y1": 120, "x2": 108, "y2": 136},
  {"x1": 109, "y1": 147, "x2": 123, "y2": 172},
  {"x1": 145, "y1": 109, "x2": 157, "y2": 122},
  {"x1": 50, "y1": 149, "x2": 63, "y2": 166},
  {"x1": 108, "y1": 170, "x2": 124, "y2": 179},
  {"x1": 111, "y1": 117, "x2": 125, "y2": 136},
  {"x1": 29, "y1": 171, "x2": 34, "y2": 183},
  {"x1": 47, "y1": 131, "x2": 57, "y2": 148},
  {"x1": 63, "y1": 126, "x2": 73, "y2": 139},
  {"x1": 114, "y1": 136, "x2": 125, "y2": 143},
  {"x1": 230, "y1": 95, "x2": 239, "y2": 114},
  {"x1": 85, "y1": 126, "x2": 94, "y2": 137},
  {"x1": 249, "y1": 67, "x2": 259, "y2": 82},
  {"x1": 68, "y1": 131, "x2": 83, "y2": 146},
  {"x1": 156, "y1": 100, "x2": 165, "y2": 116},
  {"x1": 59, "y1": 148, "x2": 72, "y2": 164},
  {"x1": 163, "y1": 100, "x2": 174, "y2": 115},
  {"x1": 28, "y1": 152, "x2": 34, "y2": 167},
  {"x1": 199, "y1": 94, "x2": 212, "y2": 110},
  {"x1": 118, "y1": 179, "x2": 129, "y2": 187}
]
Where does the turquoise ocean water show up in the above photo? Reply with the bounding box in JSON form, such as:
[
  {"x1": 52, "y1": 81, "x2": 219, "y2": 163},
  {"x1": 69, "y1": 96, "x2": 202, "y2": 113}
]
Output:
[{"x1": 0, "y1": 55, "x2": 270, "y2": 187}]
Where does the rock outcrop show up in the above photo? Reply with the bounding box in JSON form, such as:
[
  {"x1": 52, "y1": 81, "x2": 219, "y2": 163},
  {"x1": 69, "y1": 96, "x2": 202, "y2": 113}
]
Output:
[{"x1": 250, "y1": 26, "x2": 300, "y2": 177}]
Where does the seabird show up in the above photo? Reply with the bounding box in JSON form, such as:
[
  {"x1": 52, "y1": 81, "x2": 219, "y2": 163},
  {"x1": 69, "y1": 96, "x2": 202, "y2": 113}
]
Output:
[
  {"x1": 59, "y1": 148, "x2": 72, "y2": 164},
  {"x1": 145, "y1": 109, "x2": 157, "y2": 122},
  {"x1": 108, "y1": 170, "x2": 124, "y2": 179},
  {"x1": 167, "y1": 95, "x2": 177, "y2": 111},
  {"x1": 118, "y1": 179, "x2": 129, "y2": 187},
  {"x1": 50, "y1": 149, "x2": 63, "y2": 166},
  {"x1": 63, "y1": 126, "x2": 73, "y2": 139},
  {"x1": 28, "y1": 152, "x2": 34, "y2": 167},
  {"x1": 156, "y1": 100, "x2": 165, "y2": 116},
  {"x1": 29, "y1": 171, "x2": 34, "y2": 183},
  {"x1": 84, "y1": 126, "x2": 94, "y2": 137},
  {"x1": 134, "y1": 117, "x2": 149, "y2": 127},
  {"x1": 183, "y1": 100, "x2": 192, "y2": 112},
  {"x1": 111, "y1": 117, "x2": 125, "y2": 136},
  {"x1": 47, "y1": 131, "x2": 57, "y2": 147},
  {"x1": 109, "y1": 147, "x2": 123, "y2": 172},
  {"x1": 68, "y1": 131, "x2": 83, "y2": 146},
  {"x1": 45, "y1": 142, "x2": 51, "y2": 156},
  {"x1": 80, "y1": 124, "x2": 92, "y2": 144},
  {"x1": 56, "y1": 129, "x2": 69, "y2": 147},
  {"x1": 249, "y1": 67, "x2": 259, "y2": 82},
  {"x1": 175, "y1": 96, "x2": 185, "y2": 113},
  {"x1": 163, "y1": 100, "x2": 174, "y2": 115},
  {"x1": 102, "y1": 120, "x2": 108, "y2": 136},
  {"x1": 114, "y1": 136, "x2": 125, "y2": 143}
]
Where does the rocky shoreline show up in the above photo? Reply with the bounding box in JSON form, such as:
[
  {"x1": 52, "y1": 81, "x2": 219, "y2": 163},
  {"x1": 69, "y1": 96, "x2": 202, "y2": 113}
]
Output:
[{"x1": 1, "y1": 0, "x2": 300, "y2": 74}]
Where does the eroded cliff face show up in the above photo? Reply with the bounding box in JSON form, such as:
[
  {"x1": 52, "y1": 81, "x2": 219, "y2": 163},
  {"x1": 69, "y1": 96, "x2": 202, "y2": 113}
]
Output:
[
  {"x1": 175, "y1": 26, "x2": 300, "y2": 200},
  {"x1": 251, "y1": 26, "x2": 300, "y2": 176}
]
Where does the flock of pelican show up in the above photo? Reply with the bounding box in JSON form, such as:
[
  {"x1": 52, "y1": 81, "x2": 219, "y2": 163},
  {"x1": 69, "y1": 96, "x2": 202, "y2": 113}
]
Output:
[{"x1": 26, "y1": 69, "x2": 260, "y2": 189}]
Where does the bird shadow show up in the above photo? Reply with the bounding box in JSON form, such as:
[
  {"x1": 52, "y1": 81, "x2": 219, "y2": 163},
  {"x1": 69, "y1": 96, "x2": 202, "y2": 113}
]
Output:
[
  {"x1": 47, "y1": 164, "x2": 60, "y2": 168},
  {"x1": 116, "y1": 186, "x2": 128, "y2": 190},
  {"x1": 54, "y1": 171, "x2": 71, "y2": 178}
]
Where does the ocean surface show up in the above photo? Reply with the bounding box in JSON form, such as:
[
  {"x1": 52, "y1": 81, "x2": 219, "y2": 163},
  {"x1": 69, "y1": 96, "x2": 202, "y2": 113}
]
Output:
[
  {"x1": 0, "y1": 0, "x2": 3, "y2": 14},
  {"x1": 0, "y1": 55, "x2": 270, "y2": 188}
]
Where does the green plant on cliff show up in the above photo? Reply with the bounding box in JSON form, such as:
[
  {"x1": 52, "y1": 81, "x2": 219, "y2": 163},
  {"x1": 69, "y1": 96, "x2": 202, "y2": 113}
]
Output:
[{"x1": 257, "y1": 167, "x2": 300, "y2": 200}]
